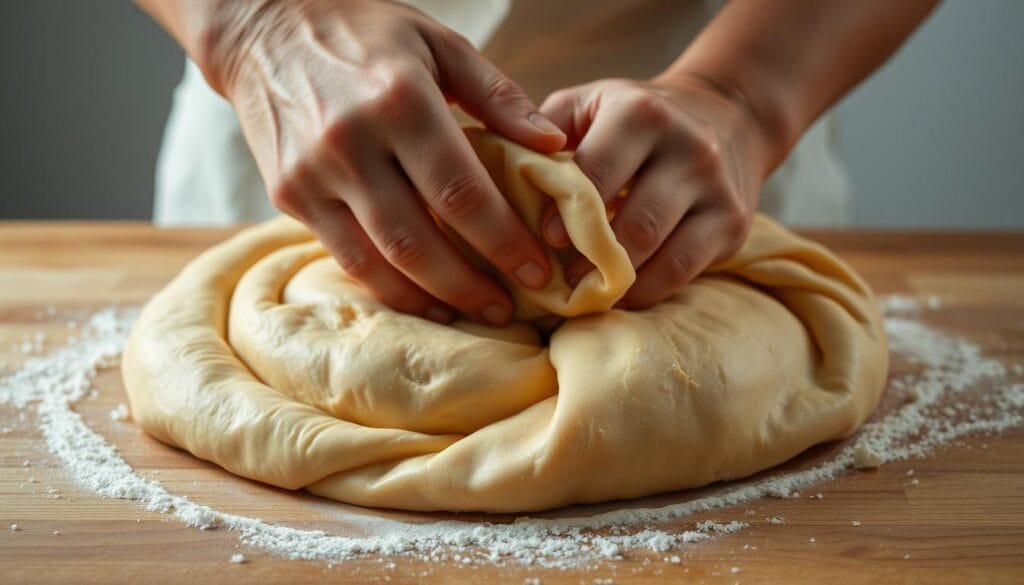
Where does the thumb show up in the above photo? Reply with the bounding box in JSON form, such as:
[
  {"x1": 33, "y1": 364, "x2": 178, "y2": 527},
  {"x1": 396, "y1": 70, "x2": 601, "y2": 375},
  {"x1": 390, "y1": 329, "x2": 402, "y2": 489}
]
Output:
[
  {"x1": 535, "y1": 87, "x2": 593, "y2": 248},
  {"x1": 427, "y1": 31, "x2": 566, "y2": 153}
]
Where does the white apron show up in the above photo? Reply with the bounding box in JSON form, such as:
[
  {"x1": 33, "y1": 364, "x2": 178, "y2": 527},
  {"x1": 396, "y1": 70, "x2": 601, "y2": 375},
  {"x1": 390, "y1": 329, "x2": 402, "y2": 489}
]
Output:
[{"x1": 154, "y1": 0, "x2": 850, "y2": 226}]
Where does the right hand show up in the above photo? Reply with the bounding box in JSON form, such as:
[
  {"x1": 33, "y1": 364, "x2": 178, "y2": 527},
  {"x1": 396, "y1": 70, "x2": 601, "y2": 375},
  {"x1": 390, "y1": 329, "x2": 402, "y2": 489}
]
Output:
[{"x1": 200, "y1": 0, "x2": 566, "y2": 325}]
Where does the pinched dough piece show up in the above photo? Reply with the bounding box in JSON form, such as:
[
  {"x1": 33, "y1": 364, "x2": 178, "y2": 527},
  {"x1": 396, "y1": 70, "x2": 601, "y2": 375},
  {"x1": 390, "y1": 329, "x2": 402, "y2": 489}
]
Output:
[{"x1": 122, "y1": 128, "x2": 888, "y2": 512}]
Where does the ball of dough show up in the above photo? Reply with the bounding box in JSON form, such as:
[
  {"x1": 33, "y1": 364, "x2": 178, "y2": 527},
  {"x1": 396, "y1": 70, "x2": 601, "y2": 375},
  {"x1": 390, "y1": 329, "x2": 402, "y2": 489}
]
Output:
[{"x1": 122, "y1": 128, "x2": 888, "y2": 513}]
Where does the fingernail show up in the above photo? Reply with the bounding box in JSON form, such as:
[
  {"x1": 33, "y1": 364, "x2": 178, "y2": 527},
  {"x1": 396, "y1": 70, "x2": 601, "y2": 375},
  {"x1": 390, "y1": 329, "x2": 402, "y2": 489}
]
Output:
[
  {"x1": 514, "y1": 261, "x2": 546, "y2": 289},
  {"x1": 426, "y1": 307, "x2": 453, "y2": 324},
  {"x1": 545, "y1": 215, "x2": 569, "y2": 247},
  {"x1": 528, "y1": 112, "x2": 562, "y2": 135},
  {"x1": 482, "y1": 303, "x2": 511, "y2": 325}
]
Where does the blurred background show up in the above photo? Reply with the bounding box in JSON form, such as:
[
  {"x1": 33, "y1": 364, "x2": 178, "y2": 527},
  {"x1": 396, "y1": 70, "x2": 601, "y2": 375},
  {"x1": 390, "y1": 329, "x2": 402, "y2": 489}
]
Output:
[{"x1": 1, "y1": 1, "x2": 1022, "y2": 227}]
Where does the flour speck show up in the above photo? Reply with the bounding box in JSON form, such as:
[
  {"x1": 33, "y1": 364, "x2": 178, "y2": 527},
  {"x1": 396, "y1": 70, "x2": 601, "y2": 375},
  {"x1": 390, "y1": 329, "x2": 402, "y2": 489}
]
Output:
[{"x1": 109, "y1": 403, "x2": 130, "y2": 422}]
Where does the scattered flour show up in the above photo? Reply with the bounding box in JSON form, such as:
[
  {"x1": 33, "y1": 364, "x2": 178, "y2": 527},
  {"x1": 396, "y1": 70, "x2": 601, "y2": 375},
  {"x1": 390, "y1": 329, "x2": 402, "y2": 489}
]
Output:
[
  {"x1": 878, "y1": 294, "x2": 942, "y2": 314},
  {"x1": 0, "y1": 295, "x2": 1021, "y2": 569},
  {"x1": 109, "y1": 403, "x2": 130, "y2": 422}
]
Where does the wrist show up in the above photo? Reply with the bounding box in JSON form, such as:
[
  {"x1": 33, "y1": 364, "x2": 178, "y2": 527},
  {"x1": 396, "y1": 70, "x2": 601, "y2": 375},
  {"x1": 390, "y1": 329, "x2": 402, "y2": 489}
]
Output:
[
  {"x1": 653, "y1": 67, "x2": 797, "y2": 178},
  {"x1": 153, "y1": 0, "x2": 286, "y2": 97},
  {"x1": 204, "y1": 0, "x2": 281, "y2": 96}
]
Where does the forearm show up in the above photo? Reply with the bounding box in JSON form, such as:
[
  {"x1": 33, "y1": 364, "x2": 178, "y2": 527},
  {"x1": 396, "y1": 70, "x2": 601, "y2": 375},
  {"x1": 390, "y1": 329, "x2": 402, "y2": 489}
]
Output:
[
  {"x1": 133, "y1": 0, "x2": 271, "y2": 94},
  {"x1": 660, "y1": 0, "x2": 939, "y2": 176}
]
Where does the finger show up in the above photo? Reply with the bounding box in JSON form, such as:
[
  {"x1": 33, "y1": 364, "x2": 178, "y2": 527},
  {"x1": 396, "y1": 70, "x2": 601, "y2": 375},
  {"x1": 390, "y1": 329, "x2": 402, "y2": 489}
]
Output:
[
  {"x1": 538, "y1": 86, "x2": 591, "y2": 149},
  {"x1": 390, "y1": 92, "x2": 553, "y2": 293},
  {"x1": 270, "y1": 155, "x2": 454, "y2": 323},
  {"x1": 619, "y1": 212, "x2": 724, "y2": 309},
  {"x1": 573, "y1": 100, "x2": 659, "y2": 202},
  {"x1": 539, "y1": 199, "x2": 571, "y2": 249},
  {"x1": 541, "y1": 101, "x2": 657, "y2": 248},
  {"x1": 607, "y1": 155, "x2": 700, "y2": 269},
  {"x1": 536, "y1": 88, "x2": 587, "y2": 248},
  {"x1": 307, "y1": 200, "x2": 455, "y2": 324},
  {"x1": 425, "y1": 28, "x2": 566, "y2": 153},
  {"x1": 332, "y1": 155, "x2": 517, "y2": 326}
]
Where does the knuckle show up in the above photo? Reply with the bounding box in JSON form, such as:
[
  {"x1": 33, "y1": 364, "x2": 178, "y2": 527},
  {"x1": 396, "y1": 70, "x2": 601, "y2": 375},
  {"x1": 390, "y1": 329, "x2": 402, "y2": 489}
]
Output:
[
  {"x1": 323, "y1": 116, "x2": 362, "y2": 159},
  {"x1": 363, "y1": 62, "x2": 426, "y2": 120},
  {"x1": 269, "y1": 180, "x2": 297, "y2": 213},
  {"x1": 665, "y1": 248, "x2": 699, "y2": 286},
  {"x1": 334, "y1": 247, "x2": 374, "y2": 278},
  {"x1": 626, "y1": 92, "x2": 670, "y2": 129},
  {"x1": 269, "y1": 164, "x2": 312, "y2": 213},
  {"x1": 483, "y1": 74, "x2": 524, "y2": 105},
  {"x1": 381, "y1": 63, "x2": 423, "y2": 98},
  {"x1": 432, "y1": 174, "x2": 487, "y2": 220},
  {"x1": 722, "y1": 202, "x2": 750, "y2": 241},
  {"x1": 380, "y1": 227, "x2": 431, "y2": 268},
  {"x1": 688, "y1": 131, "x2": 724, "y2": 174},
  {"x1": 481, "y1": 229, "x2": 522, "y2": 263},
  {"x1": 578, "y1": 154, "x2": 617, "y2": 197},
  {"x1": 712, "y1": 186, "x2": 751, "y2": 242},
  {"x1": 623, "y1": 204, "x2": 666, "y2": 251}
]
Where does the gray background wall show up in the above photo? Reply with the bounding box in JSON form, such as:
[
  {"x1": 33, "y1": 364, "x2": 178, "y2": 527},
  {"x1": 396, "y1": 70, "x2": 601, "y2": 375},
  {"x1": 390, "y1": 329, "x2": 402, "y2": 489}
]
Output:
[
  {"x1": 1, "y1": 1, "x2": 1022, "y2": 227},
  {"x1": 836, "y1": 0, "x2": 1024, "y2": 228},
  {"x1": 0, "y1": 2, "x2": 180, "y2": 220}
]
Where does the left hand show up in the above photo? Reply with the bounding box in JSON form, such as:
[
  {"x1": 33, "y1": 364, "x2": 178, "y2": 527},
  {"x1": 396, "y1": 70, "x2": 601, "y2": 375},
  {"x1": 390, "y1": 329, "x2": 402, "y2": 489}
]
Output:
[{"x1": 538, "y1": 75, "x2": 769, "y2": 308}]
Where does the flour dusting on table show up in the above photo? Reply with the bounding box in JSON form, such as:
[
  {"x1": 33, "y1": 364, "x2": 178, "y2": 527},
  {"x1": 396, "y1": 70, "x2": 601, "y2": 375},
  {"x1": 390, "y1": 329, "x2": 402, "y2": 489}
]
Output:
[{"x1": 1, "y1": 296, "x2": 1022, "y2": 569}]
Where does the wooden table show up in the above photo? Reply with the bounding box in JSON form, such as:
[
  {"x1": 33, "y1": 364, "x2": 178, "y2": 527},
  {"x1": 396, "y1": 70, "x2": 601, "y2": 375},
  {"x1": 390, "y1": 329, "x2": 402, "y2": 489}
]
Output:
[{"x1": 1, "y1": 223, "x2": 1022, "y2": 584}]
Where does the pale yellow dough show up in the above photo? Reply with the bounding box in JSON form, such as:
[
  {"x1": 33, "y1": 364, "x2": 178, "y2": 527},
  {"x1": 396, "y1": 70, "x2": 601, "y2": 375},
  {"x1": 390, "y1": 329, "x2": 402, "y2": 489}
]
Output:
[{"x1": 122, "y1": 128, "x2": 888, "y2": 513}]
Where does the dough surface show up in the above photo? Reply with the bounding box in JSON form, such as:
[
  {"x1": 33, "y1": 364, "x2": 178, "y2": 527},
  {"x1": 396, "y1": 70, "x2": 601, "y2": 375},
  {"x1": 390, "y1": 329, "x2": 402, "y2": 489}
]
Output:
[{"x1": 122, "y1": 129, "x2": 888, "y2": 513}]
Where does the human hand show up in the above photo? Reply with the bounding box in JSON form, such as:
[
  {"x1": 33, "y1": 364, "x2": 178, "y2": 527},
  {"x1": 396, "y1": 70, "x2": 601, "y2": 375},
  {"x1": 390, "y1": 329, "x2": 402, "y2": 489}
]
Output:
[
  {"x1": 201, "y1": 0, "x2": 566, "y2": 325},
  {"x1": 538, "y1": 76, "x2": 770, "y2": 308}
]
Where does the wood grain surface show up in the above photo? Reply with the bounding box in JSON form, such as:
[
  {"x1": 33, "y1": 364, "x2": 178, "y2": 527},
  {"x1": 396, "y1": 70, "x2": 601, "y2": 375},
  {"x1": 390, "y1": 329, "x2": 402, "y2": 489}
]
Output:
[{"x1": 1, "y1": 222, "x2": 1022, "y2": 584}]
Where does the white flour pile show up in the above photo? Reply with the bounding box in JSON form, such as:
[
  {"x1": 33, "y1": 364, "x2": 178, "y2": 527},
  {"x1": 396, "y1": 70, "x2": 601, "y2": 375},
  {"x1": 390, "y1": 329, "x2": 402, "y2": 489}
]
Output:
[{"x1": 1, "y1": 295, "x2": 1022, "y2": 569}]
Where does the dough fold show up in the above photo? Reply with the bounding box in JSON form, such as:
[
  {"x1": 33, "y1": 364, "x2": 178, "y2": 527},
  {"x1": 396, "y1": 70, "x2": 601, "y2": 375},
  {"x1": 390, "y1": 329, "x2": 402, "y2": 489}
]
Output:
[{"x1": 123, "y1": 128, "x2": 888, "y2": 512}]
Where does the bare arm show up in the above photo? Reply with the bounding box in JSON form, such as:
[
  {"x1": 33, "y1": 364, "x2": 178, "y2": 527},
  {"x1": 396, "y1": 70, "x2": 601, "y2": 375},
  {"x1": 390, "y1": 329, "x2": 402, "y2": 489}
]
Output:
[
  {"x1": 541, "y1": 0, "x2": 940, "y2": 307},
  {"x1": 666, "y1": 0, "x2": 941, "y2": 175}
]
